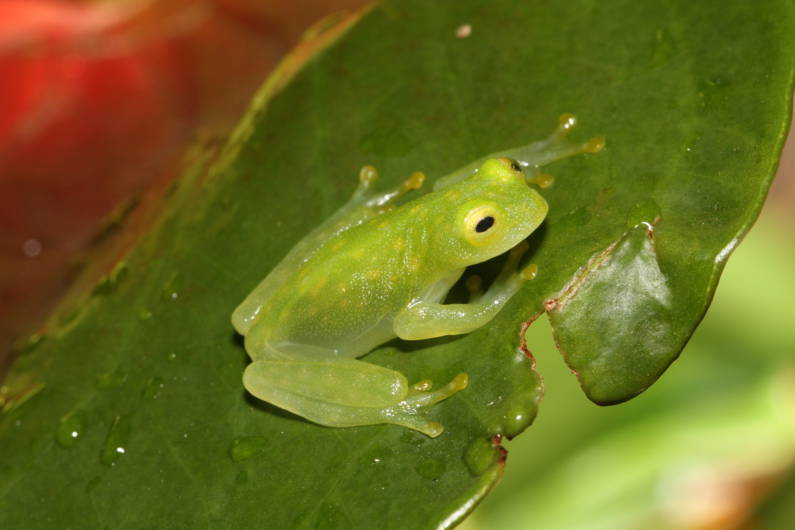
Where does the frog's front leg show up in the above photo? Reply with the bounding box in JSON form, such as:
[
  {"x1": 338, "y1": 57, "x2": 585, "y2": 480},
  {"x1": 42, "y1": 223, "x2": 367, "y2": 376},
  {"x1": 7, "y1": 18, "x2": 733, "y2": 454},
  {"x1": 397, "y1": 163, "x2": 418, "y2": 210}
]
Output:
[
  {"x1": 434, "y1": 113, "x2": 604, "y2": 190},
  {"x1": 243, "y1": 356, "x2": 467, "y2": 437},
  {"x1": 286, "y1": 165, "x2": 425, "y2": 249},
  {"x1": 394, "y1": 242, "x2": 535, "y2": 340},
  {"x1": 352, "y1": 165, "x2": 425, "y2": 214}
]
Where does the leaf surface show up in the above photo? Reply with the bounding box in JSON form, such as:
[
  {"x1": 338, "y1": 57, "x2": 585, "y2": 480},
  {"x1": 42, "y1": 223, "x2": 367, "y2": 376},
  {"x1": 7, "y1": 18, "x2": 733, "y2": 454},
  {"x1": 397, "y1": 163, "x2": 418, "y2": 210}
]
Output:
[{"x1": 1, "y1": 1, "x2": 793, "y2": 528}]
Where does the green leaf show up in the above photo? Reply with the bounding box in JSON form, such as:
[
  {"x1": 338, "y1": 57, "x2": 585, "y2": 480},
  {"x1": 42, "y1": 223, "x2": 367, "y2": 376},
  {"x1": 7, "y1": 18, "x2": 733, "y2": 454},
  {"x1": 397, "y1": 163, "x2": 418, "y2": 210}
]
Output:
[
  {"x1": 1, "y1": 1, "x2": 793, "y2": 528},
  {"x1": 547, "y1": 224, "x2": 676, "y2": 403}
]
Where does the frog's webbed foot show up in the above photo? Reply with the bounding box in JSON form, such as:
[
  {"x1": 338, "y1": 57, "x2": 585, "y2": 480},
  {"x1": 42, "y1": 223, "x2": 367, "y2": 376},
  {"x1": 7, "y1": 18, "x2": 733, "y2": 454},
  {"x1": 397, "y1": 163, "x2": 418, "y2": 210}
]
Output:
[
  {"x1": 243, "y1": 358, "x2": 466, "y2": 438},
  {"x1": 291, "y1": 166, "x2": 425, "y2": 245},
  {"x1": 509, "y1": 114, "x2": 605, "y2": 184},
  {"x1": 352, "y1": 165, "x2": 425, "y2": 213},
  {"x1": 386, "y1": 373, "x2": 469, "y2": 437}
]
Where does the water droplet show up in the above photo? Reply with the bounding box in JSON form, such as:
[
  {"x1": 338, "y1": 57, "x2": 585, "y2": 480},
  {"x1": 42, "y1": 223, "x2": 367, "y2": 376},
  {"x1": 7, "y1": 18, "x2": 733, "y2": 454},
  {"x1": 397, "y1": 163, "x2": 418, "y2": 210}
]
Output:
[
  {"x1": 415, "y1": 458, "x2": 446, "y2": 480},
  {"x1": 229, "y1": 436, "x2": 268, "y2": 462},
  {"x1": 464, "y1": 437, "x2": 498, "y2": 476},
  {"x1": 100, "y1": 415, "x2": 131, "y2": 466},
  {"x1": 562, "y1": 206, "x2": 591, "y2": 227},
  {"x1": 56, "y1": 411, "x2": 84, "y2": 448},
  {"x1": 138, "y1": 309, "x2": 153, "y2": 320},
  {"x1": 160, "y1": 273, "x2": 181, "y2": 301},
  {"x1": 503, "y1": 406, "x2": 534, "y2": 439},
  {"x1": 22, "y1": 238, "x2": 42, "y2": 257},
  {"x1": 372, "y1": 457, "x2": 381, "y2": 464},
  {"x1": 625, "y1": 198, "x2": 661, "y2": 228},
  {"x1": 141, "y1": 377, "x2": 164, "y2": 400},
  {"x1": 399, "y1": 429, "x2": 426, "y2": 447},
  {"x1": 168, "y1": 352, "x2": 177, "y2": 361}
]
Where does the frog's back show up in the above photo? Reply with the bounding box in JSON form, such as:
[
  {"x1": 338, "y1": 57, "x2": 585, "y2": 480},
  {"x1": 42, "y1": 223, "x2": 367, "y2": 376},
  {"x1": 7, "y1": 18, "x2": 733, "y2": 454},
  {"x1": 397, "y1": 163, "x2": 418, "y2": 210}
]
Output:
[{"x1": 245, "y1": 208, "x2": 437, "y2": 356}]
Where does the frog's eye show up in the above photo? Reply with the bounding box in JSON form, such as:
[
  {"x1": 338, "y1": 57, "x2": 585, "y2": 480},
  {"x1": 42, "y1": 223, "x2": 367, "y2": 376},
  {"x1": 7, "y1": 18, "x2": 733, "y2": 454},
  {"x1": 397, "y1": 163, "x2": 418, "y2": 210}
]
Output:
[
  {"x1": 475, "y1": 216, "x2": 495, "y2": 233},
  {"x1": 496, "y1": 157, "x2": 524, "y2": 175},
  {"x1": 464, "y1": 204, "x2": 502, "y2": 245}
]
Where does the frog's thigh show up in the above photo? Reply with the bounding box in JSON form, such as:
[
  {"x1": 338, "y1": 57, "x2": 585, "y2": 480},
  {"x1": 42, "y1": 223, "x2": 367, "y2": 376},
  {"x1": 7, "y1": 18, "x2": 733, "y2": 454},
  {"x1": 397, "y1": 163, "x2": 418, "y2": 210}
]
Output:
[
  {"x1": 243, "y1": 357, "x2": 466, "y2": 437},
  {"x1": 244, "y1": 358, "x2": 409, "y2": 411}
]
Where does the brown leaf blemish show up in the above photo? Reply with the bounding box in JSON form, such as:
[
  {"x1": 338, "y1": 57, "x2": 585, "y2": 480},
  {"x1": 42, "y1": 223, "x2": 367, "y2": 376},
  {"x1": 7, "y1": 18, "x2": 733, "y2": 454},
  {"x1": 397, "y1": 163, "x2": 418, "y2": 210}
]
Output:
[
  {"x1": 491, "y1": 434, "x2": 508, "y2": 465},
  {"x1": 518, "y1": 311, "x2": 544, "y2": 367}
]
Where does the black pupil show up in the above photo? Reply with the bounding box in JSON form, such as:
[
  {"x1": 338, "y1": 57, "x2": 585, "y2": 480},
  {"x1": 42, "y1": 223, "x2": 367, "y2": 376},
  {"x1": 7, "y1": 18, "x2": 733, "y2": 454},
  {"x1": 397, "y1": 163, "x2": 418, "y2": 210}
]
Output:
[
  {"x1": 475, "y1": 216, "x2": 495, "y2": 233},
  {"x1": 510, "y1": 160, "x2": 522, "y2": 172}
]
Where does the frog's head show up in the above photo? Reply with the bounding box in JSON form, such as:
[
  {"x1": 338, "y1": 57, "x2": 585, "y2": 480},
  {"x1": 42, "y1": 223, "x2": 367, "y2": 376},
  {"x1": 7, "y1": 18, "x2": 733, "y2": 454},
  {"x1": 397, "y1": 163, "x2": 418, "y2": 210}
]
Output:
[{"x1": 439, "y1": 157, "x2": 548, "y2": 267}]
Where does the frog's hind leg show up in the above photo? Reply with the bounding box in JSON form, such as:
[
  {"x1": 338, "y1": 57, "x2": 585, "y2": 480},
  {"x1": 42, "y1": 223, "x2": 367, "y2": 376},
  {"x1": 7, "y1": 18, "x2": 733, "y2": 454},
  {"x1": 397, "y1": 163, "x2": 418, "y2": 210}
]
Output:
[{"x1": 243, "y1": 357, "x2": 467, "y2": 437}]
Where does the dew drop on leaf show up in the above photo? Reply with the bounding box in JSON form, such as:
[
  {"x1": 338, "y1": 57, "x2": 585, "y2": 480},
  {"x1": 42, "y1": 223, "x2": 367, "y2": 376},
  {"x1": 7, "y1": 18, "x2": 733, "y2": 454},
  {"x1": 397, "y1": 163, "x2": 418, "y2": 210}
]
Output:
[
  {"x1": 414, "y1": 458, "x2": 446, "y2": 480},
  {"x1": 464, "y1": 437, "x2": 499, "y2": 476},
  {"x1": 625, "y1": 197, "x2": 662, "y2": 228},
  {"x1": 55, "y1": 411, "x2": 83, "y2": 448},
  {"x1": 100, "y1": 415, "x2": 131, "y2": 466}
]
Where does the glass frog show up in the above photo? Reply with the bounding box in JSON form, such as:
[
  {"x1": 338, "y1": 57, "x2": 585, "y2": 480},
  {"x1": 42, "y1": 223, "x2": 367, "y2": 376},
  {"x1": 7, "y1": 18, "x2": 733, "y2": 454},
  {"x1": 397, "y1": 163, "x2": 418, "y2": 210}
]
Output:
[{"x1": 232, "y1": 114, "x2": 603, "y2": 437}]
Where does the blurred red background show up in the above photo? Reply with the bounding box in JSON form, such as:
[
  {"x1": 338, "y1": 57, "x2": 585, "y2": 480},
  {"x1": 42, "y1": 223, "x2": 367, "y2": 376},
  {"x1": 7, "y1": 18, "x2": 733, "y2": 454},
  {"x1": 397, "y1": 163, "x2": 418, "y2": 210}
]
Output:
[{"x1": 0, "y1": 0, "x2": 368, "y2": 363}]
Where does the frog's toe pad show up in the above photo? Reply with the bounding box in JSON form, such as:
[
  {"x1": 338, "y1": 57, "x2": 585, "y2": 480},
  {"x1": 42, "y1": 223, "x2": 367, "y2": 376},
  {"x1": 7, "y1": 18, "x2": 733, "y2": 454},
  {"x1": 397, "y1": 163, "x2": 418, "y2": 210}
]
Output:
[
  {"x1": 424, "y1": 422, "x2": 444, "y2": 438},
  {"x1": 521, "y1": 263, "x2": 538, "y2": 281}
]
